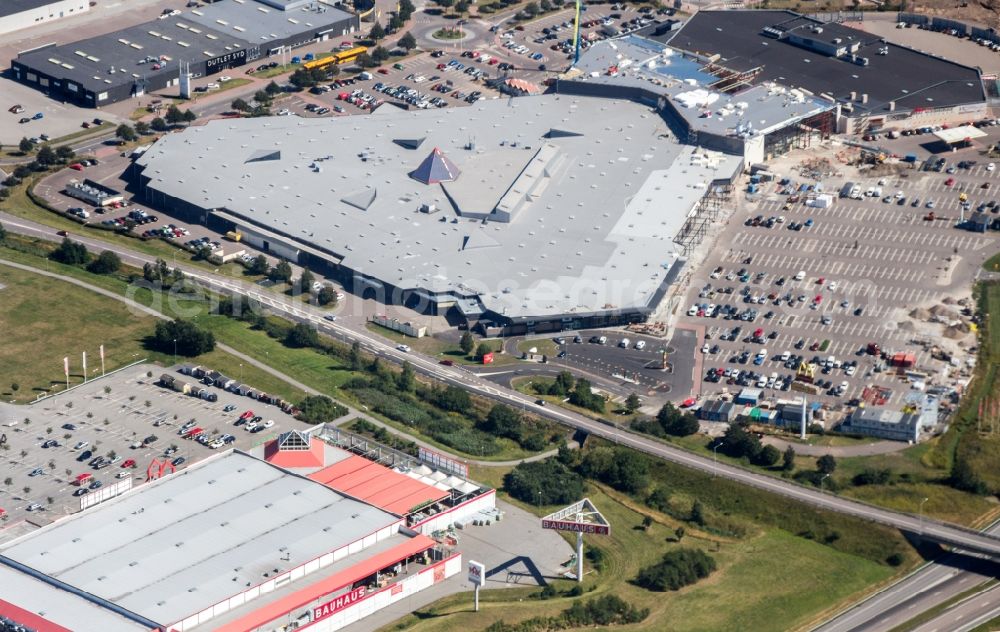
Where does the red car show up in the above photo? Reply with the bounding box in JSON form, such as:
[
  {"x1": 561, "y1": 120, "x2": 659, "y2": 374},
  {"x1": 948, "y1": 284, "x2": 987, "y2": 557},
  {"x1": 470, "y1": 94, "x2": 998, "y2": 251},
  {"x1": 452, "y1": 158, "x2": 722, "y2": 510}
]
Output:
[
  {"x1": 680, "y1": 398, "x2": 696, "y2": 408},
  {"x1": 121, "y1": 459, "x2": 136, "y2": 468},
  {"x1": 377, "y1": 68, "x2": 389, "y2": 75},
  {"x1": 945, "y1": 178, "x2": 955, "y2": 186},
  {"x1": 69, "y1": 163, "x2": 84, "y2": 171}
]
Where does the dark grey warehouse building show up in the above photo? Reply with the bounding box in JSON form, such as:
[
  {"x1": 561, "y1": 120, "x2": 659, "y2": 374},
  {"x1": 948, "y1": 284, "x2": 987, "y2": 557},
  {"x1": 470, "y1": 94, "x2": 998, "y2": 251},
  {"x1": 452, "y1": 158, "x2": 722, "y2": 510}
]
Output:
[{"x1": 10, "y1": 0, "x2": 359, "y2": 107}]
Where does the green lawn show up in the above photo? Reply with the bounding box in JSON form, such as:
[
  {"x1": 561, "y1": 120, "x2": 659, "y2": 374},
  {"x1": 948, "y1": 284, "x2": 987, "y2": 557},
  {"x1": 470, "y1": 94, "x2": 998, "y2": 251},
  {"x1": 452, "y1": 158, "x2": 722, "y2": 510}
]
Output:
[
  {"x1": 516, "y1": 337, "x2": 558, "y2": 357},
  {"x1": 379, "y1": 483, "x2": 899, "y2": 632},
  {"x1": 363, "y1": 324, "x2": 514, "y2": 366},
  {"x1": 0, "y1": 261, "x2": 302, "y2": 406}
]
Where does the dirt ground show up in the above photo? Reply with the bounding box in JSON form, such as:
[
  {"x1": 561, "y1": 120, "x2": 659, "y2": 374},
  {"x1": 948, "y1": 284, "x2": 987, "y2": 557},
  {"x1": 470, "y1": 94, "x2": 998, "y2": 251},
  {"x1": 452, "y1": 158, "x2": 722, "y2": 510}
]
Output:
[{"x1": 910, "y1": 0, "x2": 1000, "y2": 30}]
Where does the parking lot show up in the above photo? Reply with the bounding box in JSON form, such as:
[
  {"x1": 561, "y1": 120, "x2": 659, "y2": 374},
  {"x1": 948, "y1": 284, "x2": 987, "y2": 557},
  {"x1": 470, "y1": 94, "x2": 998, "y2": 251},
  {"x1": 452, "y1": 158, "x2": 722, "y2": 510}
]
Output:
[
  {"x1": 679, "y1": 157, "x2": 995, "y2": 404},
  {"x1": 0, "y1": 363, "x2": 303, "y2": 535}
]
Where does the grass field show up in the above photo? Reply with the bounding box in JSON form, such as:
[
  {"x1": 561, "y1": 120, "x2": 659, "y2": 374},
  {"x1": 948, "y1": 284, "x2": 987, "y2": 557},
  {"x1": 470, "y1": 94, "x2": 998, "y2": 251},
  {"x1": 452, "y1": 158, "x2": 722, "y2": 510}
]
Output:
[
  {"x1": 0, "y1": 261, "x2": 301, "y2": 404},
  {"x1": 380, "y1": 483, "x2": 899, "y2": 632},
  {"x1": 363, "y1": 324, "x2": 513, "y2": 366},
  {"x1": 516, "y1": 337, "x2": 558, "y2": 357}
]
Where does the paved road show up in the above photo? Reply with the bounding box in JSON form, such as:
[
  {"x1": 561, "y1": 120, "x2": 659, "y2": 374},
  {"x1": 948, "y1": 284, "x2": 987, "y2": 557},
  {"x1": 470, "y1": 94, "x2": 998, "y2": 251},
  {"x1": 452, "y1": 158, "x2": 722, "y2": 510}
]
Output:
[
  {"x1": 763, "y1": 436, "x2": 910, "y2": 458},
  {"x1": 5, "y1": 212, "x2": 1000, "y2": 561}
]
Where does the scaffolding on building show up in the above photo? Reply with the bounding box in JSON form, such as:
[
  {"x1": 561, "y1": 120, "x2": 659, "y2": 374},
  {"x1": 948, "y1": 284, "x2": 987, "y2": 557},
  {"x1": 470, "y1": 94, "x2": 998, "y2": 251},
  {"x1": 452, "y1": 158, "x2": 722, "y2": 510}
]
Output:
[{"x1": 674, "y1": 181, "x2": 733, "y2": 256}]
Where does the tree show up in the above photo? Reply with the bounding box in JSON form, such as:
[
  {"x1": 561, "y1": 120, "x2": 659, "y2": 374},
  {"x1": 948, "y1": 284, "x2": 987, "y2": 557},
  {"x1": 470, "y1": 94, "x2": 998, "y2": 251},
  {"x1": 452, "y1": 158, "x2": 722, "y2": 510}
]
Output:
[
  {"x1": 399, "y1": 0, "x2": 415, "y2": 17},
  {"x1": 356, "y1": 52, "x2": 376, "y2": 68},
  {"x1": 231, "y1": 97, "x2": 250, "y2": 112},
  {"x1": 151, "y1": 319, "x2": 215, "y2": 356},
  {"x1": 569, "y1": 378, "x2": 604, "y2": 413},
  {"x1": 540, "y1": 0, "x2": 552, "y2": 10},
  {"x1": 49, "y1": 237, "x2": 89, "y2": 265},
  {"x1": 36, "y1": 144, "x2": 56, "y2": 166},
  {"x1": 370, "y1": 21, "x2": 385, "y2": 41},
  {"x1": 182, "y1": 109, "x2": 197, "y2": 123},
  {"x1": 134, "y1": 121, "x2": 151, "y2": 135},
  {"x1": 459, "y1": 331, "x2": 475, "y2": 354},
  {"x1": 719, "y1": 423, "x2": 761, "y2": 460},
  {"x1": 690, "y1": 500, "x2": 705, "y2": 526},
  {"x1": 782, "y1": 445, "x2": 796, "y2": 471},
  {"x1": 547, "y1": 370, "x2": 575, "y2": 397},
  {"x1": 254, "y1": 90, "x2": 272, "y2": 105},
  {"x1": 399, "y1": 31, "x2": 417, "y2": 51},
  {"x1": 116, "y1": 123, "x2": 137, "y2": 142},
  {"x1": 817, "y1": 454, "x2": 837, "y2": 475},
  {"x1": 318, "y1": 285, "x2": 337, "y2": 306},
  {"x1": 624, "y1": 393, "x2": 641, "y2": 414},
  {"x1": 398, "y1": 361, "x2": 416, "y2": 392},
  {"x1": 298, "y1": 268, "x2": 315, "y2": 295},
  {"x1": 55, "y1": 145, "x2": 75, "y2": 162},
  {"x1": 0, "y1": 222, "x2": 5, "y2": 243},
  {"x1": 19, "y1": 137, "x2": 34, "y2": 153},
  {"x1": 248, "y1": 254, "x2": 269, "y2": 275},
  {"x1": 349, "y1": 341, "x2": 363, "y2": 371},
  {"x1": 372, "y1": 46, "x2": 390, "y2": 63},
  {"x1": 475, "y1": 342, "x2": 493, "y2": 359},
  {"x1": 578, "y1": 446, "x2": 649, "y2": 493},
  {"x1": 388, "y1": 14, "x2": 405, "y2": 31},
  {"x1": 436, "y1": 0, "x2": 455, "y2": 7},
  {"x1": 481, "y1": 404, "x2": 522, "y2": 439},
  {"x1": 10, "y1": 382, "x2": 18, "y2": 393},
  {"x1": 455, "y1": 0, "x2": 470, "y2": 12},
  {"x1": 285, "y1": 323, "x2": 320, "y2": 348},
  {"x1": 268, "y1": 259, "x2": 293, "y2": 283},
  {"x1": 754, "y1": 444, "x2": 781, "y2": 467},
  {"x1": 265, "y1": 80, "x2": 283, "y2": 95},
  {"x1": 674, "y1": 526, "x2": 685, "y2": 542},
  {"x1": 165, "y1": 104, "x2": 185, "y2": 126},
  {"x1": 504, "y1": 459, "x2": 584, "y2": 505},
  {"x1": 86, "y1": 250, "x2": 121, "y2": 275},
  {"x1": 296, "y1": 395, "x2": 348, "y2": 422},
  {"x1": 525, "y1": 1, "x2": 540, "y2": 14},
  {"x1": 150, "y1": 117, "x2": 168, "y2": 132}
]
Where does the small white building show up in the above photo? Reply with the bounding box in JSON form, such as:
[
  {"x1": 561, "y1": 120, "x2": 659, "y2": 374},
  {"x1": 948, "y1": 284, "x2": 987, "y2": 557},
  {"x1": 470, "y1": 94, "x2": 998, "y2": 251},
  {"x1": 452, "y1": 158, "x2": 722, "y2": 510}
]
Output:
[{"x1": 0, "y1": 0, "x2": 89, "y2": 36}]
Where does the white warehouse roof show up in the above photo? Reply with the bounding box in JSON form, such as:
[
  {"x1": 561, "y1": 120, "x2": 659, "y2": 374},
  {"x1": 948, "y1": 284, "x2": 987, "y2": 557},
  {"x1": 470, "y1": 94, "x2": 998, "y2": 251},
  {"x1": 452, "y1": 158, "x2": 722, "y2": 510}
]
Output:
[{"x1": 0, "y1": 451, "x2": 400, "y2": 628}]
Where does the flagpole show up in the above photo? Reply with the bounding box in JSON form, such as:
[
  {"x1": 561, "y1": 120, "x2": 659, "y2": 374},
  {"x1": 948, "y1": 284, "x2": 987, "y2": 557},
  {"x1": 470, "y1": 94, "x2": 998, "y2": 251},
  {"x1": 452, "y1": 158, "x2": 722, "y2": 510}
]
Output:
[{"x1": 83, "y1": 351, "x2": 87, "y2": 384}]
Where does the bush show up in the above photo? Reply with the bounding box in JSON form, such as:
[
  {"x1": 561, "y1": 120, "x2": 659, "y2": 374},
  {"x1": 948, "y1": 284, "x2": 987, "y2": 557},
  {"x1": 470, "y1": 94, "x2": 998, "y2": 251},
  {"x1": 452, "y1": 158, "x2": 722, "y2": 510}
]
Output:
[
  {"x1": 504, "y1": 459, "x2": 584, "y2": 505},
  {"x1": 852, "y1": 468, "x2": 893, "y2": 486},
  {"x1": 296, "y1": 395, "x2": 348, "y2": 423},
  {"x1": 654, "y1": 402, "x2": 700, "y2": 436},
  {"x1": 569, "y1": 378, "x2": 605, "y2": 413},
  {"x1": 285, "y1": 323, "x2": 320, "y2": 348},
  {"x1": 49, "y1": 237, "x2": 89, "y2": 265},
  {"x1": 86, "y1": 250, "x2": 121, "y2": 275},
  {"x1": 634, "y1": 548, "x2": 717, "y2": 592}
]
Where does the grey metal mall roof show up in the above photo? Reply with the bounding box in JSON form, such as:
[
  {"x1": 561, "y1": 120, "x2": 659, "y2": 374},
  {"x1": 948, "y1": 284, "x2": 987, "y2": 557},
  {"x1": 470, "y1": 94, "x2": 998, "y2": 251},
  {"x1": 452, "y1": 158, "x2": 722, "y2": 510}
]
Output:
[{"x1": 137, "y1": 94, "x2": 742, "y2": 319}]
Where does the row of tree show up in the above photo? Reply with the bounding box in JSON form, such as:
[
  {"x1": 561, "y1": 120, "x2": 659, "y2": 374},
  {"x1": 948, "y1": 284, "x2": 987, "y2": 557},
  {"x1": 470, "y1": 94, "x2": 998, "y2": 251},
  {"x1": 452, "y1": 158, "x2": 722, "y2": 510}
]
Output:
[
  {"x1": 48, "y1": 237, "x2": 122, "y2": 275},
  {"x1": 634, "y1": 548, "x2": 717, "y2": 592}
]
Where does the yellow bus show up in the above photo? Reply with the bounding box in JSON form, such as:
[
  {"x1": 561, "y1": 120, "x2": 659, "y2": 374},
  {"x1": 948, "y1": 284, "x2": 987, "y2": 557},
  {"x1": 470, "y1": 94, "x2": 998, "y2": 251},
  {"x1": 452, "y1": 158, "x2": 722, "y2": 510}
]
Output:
[{"x1": 302, "y1": 46, "x2": 367, "y2": 71}]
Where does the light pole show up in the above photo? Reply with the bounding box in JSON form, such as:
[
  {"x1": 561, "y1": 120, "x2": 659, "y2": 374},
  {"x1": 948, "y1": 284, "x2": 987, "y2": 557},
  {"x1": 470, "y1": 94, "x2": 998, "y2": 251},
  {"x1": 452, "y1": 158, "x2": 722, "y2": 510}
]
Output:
[
  {"x1": 172, "y1": 339, "x2": 177, "y2": 365},
  {"x1": 712, "y1": 441, "x2": 724, "y2": 477},
  {"x1": 820, "y1": 473, "x2": 830, "y2": 493},
  {"x1": 919, "y1": 497, "x2": 929, "y2": 535},
  {"x1": 240, "y1": 363, "x2": 244, "y2": 382}
]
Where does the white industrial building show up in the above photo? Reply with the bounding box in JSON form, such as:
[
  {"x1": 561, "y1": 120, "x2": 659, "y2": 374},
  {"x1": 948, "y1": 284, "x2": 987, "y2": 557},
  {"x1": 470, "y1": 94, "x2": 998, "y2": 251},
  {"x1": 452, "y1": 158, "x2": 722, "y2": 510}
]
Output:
[{"x1": 0, "y1": 0, "x2": 89, "y2": 36}]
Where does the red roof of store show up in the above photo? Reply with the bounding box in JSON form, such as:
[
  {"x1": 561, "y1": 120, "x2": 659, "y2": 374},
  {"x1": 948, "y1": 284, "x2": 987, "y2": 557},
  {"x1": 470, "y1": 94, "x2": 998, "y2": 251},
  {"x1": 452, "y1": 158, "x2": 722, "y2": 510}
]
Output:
[
  {"x1": 308, "y1": 455, "x2": 448, "y2": 515},
  {"x1": 211, "y1": 534, "x2": 437, "y2": 632},
  {"x1": 0, "y1": 599, "x2": 74, "y2": 632}
]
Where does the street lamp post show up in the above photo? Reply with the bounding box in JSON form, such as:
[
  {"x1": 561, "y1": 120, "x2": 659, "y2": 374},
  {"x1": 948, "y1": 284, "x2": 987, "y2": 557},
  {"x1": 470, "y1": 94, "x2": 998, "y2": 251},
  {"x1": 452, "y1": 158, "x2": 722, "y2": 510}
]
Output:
[
  {"x1": 820, "y1": 473, "x2": 830, "y2": 493},
  {"x1": 919, "y1": 497, "x2": 929, "y2": 535},
  {"x1": 172, "y1": 339, "x2": 177, "y2": 365},
  {"x1": 712, "y1": 441, "x2": 724, "y2": 477}
]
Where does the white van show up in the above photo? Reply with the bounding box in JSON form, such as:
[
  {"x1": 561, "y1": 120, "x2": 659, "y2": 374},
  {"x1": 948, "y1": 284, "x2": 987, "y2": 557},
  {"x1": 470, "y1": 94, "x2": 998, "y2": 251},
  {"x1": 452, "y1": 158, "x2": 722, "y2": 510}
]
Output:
[{"x1": 620, "y1": 338, "x2": 630, "y2": 348}]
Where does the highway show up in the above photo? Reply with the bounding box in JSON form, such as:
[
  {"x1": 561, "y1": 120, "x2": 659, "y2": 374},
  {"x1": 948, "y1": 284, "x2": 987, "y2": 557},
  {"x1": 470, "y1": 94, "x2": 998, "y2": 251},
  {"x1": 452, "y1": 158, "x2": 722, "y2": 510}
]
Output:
[{"x1": 6, "y1": 210, "x2": 1000, "y2": 563}]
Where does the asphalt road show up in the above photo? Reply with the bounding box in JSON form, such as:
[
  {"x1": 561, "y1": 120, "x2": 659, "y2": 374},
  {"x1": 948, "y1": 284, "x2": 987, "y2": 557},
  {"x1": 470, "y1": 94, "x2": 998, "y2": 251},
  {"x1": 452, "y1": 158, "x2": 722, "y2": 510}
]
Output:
[{"x1": 5, "y1": 211, "x2": 1000, "y2": 562}]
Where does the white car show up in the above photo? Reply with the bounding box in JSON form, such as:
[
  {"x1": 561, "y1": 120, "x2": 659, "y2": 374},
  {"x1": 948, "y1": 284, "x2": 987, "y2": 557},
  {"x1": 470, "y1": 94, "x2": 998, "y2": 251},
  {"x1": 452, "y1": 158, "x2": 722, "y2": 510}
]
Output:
[
  {"x1": 263, "y1": 419, "x2": 275, "y2": 429},
  {"x1": 245, "y1": 421, "x2": 259, "y2": 432},
  {"x1": 701, "y1": 343, "x2": 710, "y2": 354},
  {"x1": 72, "y1": 441, "x2": 89, "y2": 451},
  {"x1": 413, "y1": 75, "x2": 426, "y2": 83},
  {"x1": 635, "y1": 340, "x2": 646, "y2": 350},
  {"x1": 845, "y1": 365, "x2": 857, "y2": 376},
  {"x1": 218, "y1": 75, "x2": 232, "y2": 82},
  {"x1": 989, "y1": 163, "x2": 996, "y2": 171},
  {"x1": 26, "y1": 503, "x2": 42, "y2": 512},
  {"x1": 828, "y1": 281, "x2": 838, "y2": 291},
  {"x1": 209, "y1": 439, "x2": 225, "y2": 449},
  {"x1": 277, "y1": 108, "x2": 291, "y2": 116},
  {"x1": 794, "y1": 271, "x2": 806, "y2": 281},
  {"x1": 116, "y1": 471, "x2": 131, "y2": 479},
  {"x1": 397, "y1": 344, "x2": 411, "y2": 352},
  {"x1": 687, "y1": 306, "x2": 698, "y2": 317}
]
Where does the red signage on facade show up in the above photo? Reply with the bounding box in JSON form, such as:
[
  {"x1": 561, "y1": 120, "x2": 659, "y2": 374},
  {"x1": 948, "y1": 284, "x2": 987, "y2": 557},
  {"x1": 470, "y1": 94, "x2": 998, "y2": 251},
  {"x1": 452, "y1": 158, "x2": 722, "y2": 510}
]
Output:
[
  {"x1": 391, "y1": 583, "x2": 404, "y2": 596},
  {"x1": 434, "y1": 565, "x2": 446, "y2": 583},
  {"x1": 541, "y1": 519, "x2": 611, "y2": 535},
  {"x1": 482, "y1": 352, "x2": 494, "y2": 365},
  {"x1": 313, "y1": 586, "x2": 367, "y2": 622}
]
